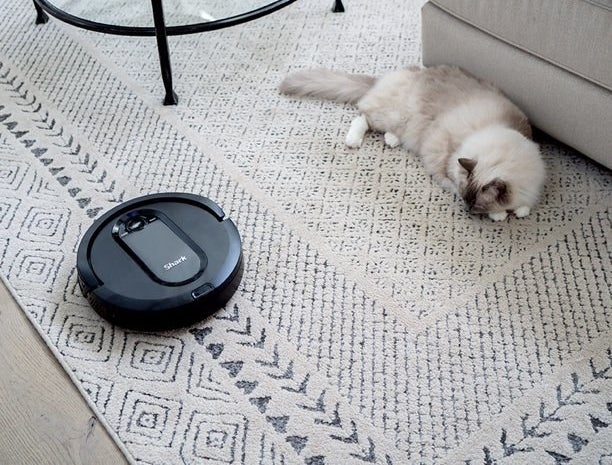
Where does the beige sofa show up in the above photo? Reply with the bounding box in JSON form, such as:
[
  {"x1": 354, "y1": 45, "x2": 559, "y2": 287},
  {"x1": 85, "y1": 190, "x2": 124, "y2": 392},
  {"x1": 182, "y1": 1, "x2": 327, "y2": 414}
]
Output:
[{"x1": 421, "y1": 0, "x2": 612, "y2": 169}]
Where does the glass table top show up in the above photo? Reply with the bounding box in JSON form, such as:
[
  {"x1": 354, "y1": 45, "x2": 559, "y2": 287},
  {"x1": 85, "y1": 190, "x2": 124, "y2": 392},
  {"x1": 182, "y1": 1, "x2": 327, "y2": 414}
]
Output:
[{"x1": 41, "y1": 0, "x2": 293, "y2": 29}]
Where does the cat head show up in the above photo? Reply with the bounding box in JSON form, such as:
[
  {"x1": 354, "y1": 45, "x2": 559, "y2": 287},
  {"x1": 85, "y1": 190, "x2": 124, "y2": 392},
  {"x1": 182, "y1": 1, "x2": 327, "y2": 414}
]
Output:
[
  {"x1": 457, "y1": 158, "x2": 510, "y2": 214},
  {"x1": 452, "y1": 126, "x2": 545, "y2": 217}
]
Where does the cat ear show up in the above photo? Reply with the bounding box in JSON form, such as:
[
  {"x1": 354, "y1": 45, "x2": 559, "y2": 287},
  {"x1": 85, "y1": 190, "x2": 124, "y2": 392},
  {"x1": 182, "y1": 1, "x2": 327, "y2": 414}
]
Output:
[
  {"x1": 483, "y1": 178, "x2": 509, "y2": 203},
  {"x1": 458, "y1": 158, "x2": 477, "y2": 173}
]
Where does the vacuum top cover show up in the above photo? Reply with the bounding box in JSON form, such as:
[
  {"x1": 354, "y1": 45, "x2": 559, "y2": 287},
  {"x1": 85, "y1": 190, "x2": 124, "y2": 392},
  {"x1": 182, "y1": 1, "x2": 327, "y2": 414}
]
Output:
[{"x1": 77, "y1": 193, "x2": 243, "y2": 330}]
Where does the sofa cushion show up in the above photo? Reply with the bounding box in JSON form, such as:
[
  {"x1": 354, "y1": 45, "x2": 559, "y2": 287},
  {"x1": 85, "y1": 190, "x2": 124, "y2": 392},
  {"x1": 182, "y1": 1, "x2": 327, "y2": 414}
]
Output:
[{"x1": 428, "y1": 0, "x2": 612, "y2": 91}]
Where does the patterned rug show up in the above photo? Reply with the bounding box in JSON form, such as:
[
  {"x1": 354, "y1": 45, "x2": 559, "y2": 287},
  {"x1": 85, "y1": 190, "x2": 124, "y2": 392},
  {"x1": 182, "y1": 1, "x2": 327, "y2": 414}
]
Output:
[{"x1": 1, "y1": 0, "x2": 611, "y2": 464}]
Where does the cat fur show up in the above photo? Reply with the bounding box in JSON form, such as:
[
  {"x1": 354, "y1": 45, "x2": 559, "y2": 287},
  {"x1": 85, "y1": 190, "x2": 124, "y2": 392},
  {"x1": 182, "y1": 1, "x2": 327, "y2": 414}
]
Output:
[{"x1": 280, "y1": 65, "x2": 546, "y2": 221}]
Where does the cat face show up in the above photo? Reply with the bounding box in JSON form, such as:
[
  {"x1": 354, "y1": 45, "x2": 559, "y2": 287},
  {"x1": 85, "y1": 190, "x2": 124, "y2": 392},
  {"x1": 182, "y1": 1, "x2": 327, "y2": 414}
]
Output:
[{"x1": 458, "y1": 158, "x2": 510, "y2": 214}]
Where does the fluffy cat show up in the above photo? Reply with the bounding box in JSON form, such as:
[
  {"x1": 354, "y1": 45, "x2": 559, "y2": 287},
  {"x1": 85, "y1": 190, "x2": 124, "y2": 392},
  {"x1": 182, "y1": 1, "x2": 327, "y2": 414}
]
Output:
[{"x1": 279, "y1": 65, "x2": 546, "y2": 221}]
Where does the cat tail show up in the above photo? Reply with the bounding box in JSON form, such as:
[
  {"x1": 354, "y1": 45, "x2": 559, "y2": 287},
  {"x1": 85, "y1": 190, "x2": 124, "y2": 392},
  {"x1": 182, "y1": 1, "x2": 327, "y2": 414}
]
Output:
[{"x1": 279, "y1": 68, "x2": 376, "y2": 104}]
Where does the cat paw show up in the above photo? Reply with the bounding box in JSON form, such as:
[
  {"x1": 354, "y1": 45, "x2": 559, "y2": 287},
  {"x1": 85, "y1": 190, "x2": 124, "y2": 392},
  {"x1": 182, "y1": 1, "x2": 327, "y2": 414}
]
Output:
[
  {"x1": 384, "y1": 132, "x2": 400, "y2": 148},
  {"x1": 514, "y1": 206, "x2": 531, "y2": 218},
  {"x1": 489, "y1": 211, "x2": 508, "y2": 222},
  {"x1": 345, "y1": 115, "x2": 368, "y2": 148},
  {"x1": 345, "y1": 133, "x2": 363, "y2": 148}
]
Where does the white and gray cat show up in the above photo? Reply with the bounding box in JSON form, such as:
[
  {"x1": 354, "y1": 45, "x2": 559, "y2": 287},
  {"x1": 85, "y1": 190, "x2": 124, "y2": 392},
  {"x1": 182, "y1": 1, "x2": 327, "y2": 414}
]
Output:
[{"x1": 280, "y1": 65, "x2": 546, "y2": 221}]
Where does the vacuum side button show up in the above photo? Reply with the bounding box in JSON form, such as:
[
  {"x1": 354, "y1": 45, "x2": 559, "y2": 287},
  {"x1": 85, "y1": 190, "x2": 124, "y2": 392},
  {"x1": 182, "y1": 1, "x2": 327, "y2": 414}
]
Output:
[{"x1": 192, "y1": 283, "x2": 214, "y2": 299}]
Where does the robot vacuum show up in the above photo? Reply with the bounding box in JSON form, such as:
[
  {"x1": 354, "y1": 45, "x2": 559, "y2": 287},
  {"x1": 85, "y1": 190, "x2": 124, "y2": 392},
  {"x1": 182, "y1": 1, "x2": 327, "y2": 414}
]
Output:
[{"x1": 76, "y1": 193, "x2": 243, "y2": 330}]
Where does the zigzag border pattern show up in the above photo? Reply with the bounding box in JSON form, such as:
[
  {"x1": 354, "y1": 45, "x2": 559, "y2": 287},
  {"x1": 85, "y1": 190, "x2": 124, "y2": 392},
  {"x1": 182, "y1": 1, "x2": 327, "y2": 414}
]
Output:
[
  {"x1": 0, "y1": 61, "x2": 126, "y2": 218},
  {"x1": 189, "y1": 301, "x2": 406, "y2": 464}
]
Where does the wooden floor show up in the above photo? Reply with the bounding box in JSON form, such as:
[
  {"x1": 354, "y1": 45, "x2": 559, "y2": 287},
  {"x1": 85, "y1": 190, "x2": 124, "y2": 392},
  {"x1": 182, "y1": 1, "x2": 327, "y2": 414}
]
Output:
[{"x1": 0, "y1": 281, "x2": 128, "y2": 465}]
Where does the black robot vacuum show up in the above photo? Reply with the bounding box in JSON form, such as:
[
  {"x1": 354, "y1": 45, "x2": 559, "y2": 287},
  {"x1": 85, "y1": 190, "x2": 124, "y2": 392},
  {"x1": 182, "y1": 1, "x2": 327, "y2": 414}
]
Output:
[{"x1": 77, "y1": 193, "x2": 243, "y2": 330}]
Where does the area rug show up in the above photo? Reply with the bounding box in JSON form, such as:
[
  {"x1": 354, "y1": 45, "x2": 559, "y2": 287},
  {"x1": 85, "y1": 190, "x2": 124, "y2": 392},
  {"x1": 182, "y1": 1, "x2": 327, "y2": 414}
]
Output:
[{"x1": 0, "y1": 0, "x2": 611, "y2": 464}]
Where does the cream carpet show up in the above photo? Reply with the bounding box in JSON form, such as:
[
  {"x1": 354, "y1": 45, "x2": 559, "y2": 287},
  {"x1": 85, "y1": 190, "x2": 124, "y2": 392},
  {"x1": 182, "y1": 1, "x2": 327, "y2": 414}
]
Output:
[{"x1": 0, "y1": 0, "x2": 611, "y2": 464}]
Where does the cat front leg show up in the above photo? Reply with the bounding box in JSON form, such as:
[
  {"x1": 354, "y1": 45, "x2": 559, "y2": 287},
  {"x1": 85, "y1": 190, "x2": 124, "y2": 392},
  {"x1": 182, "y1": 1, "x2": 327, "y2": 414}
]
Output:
[
  {"x1": 384, "y1": 132, "x2": 400, "y2": 148},
  {"x1": 514, "y1": 206, "x2": 531, "y2": 218},
  {"x1": 345, "y1": 114, "x2": 369, "y2": 148},
  {"x1": 489, "y1": 211, "x2": 508, "y2": 222}
]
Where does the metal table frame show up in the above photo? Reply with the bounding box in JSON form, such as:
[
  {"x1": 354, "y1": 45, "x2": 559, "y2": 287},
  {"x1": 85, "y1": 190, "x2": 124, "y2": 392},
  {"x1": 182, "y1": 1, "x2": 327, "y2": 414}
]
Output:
[{"x1": 32, "y1": 0, "x2": 345, "y2": 105}]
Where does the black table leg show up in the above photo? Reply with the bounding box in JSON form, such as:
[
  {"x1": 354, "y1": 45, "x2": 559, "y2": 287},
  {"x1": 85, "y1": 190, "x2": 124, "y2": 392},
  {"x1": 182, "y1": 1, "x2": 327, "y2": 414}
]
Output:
[
  {"x1": 151, "y1": 0, "x2": 178, "y2": 105},
  {"x1": 33, "y1": 1, "x2": 49, "y2": 24},
  {"x1": 332, "y1": 0, "x2": 345, "y2": 12}
]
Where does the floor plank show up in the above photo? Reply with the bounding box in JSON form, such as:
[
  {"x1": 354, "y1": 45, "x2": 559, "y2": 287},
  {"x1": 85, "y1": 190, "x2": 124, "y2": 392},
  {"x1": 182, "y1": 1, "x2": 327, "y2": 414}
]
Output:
[{"x1": 0, "y1": 281, "x2": 129, "y2": 465}]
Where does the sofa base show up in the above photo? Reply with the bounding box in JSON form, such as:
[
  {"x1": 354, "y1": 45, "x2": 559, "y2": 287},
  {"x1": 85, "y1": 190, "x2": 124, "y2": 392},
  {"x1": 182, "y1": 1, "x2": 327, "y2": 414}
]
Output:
[{"x1": 422, "y1": 2, "x2": 611, "y2": 169}]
